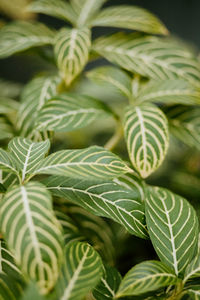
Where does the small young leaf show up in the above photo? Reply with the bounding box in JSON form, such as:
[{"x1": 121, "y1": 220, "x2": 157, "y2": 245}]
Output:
[
  {"x1": 0, "y1": 273, "x2": 23, "y2": 300},
  {"x1": 56, "y1": 241, "x2": 102, "y2": 300},
  {"x1": 145, "y1": 187, "x2": 199, "y2": 276},
  {"x1": 116, "y1": 260, "x2": 178, "y2": 297},
  {"x1": 123, "y1": 103, "x2": 169, "y2": 178}
]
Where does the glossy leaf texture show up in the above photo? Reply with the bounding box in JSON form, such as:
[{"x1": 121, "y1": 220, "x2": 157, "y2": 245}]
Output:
[
  {"x1": 0, "y1": 21, "x2": 55, "y2": 58},
  {"x1": 36, "y1": 93, "x2": 112, "y2": 132},
  {"x1": 34, "y1": 146, "x2": 130, "y2": 179},
  {"x1": 116, "y1": 260, "x2": 177, "y2": 297},
  {"x1": 8, "y1": 137, "x2": 50, "y2": 182},
  {"x1": 54, "y1": 28, "x2": 91, "y2": 86},
  {"x1": 87, "y1": 66, "x2": 132, "y2": 99},
  {"x1": 145, "y1": 186, "x2": 199, "y2": 276},
  {"x1": 123, "y1": 103, "x2": 169, "y2": 178},
  {"x1": 92, "y1": 5, "x2": 168, "y2": 35},
  {"x1": 43, "y1": 176, "x2": 148, "y2": 238},
  {"x1": 56, "y1": 241, "x2": 102, "y2": 300},
  {"x1": 93, "y1": 33, "x2": 200, "y2": 85},
  {"x1": 0, "y1": 182, "x2": 64, "y2": 294}
]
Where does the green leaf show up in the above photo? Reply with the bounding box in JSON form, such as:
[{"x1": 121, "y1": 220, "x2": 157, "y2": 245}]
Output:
[
  {"x1": 0, "y1": 79, "x2": 22, "y2": 98},
  {"x1": 123, "y1": 103, "x2": 169, "y2": 178},
  {"x1": 137, "y1": 80, "x2": 200, "y2": 106},
  {"x1": 54, "y1": 28, "x2": 91, "y2": 86},
  {"x1": 116, "y1": 260, "x2": 177, "y2": 297},
  {"x1": 0, "y1": 117, "x2": 14, "y2": 140},
  {"x1": 21, "y1": 282, "x2": 46, "y2": 300},
  {"x1": 145, "y1": 186, "x2": 199, "y2": 276},
  {"x1": 87, "y1": 66, "x2": 132, "y2": 99},
  {"x1": 56, "y1": 241, "x2": 102, "y2": 300},
  {"x1": 0, "y1": 273, "x2": 23, "y2": 300},
  {"x1": 93, "y1": 33, "x2": 200, "y2": 85},
  {"x1": 92, "y1": 5, "x2": 168, "y2": 35},
  {"x1": 0, "y1": 182, "x2": 64, "y2": 294},
  {"x1": 184, "y1": 237, "x2": 200, "y2": 283},
  {"x1": 0, "y1": 98, "x2": 19, "y2": 114},
  {"x1": 0, "y1": 21, "x2": 55, "y2": 58},
  {"x1": 43, "y1": 176, "x2": 148, "y2": 238},
  {"x1": 93, "y1": 265, "x2": 122, "y2": 300},
  {"x1": 34, "y1": 146, "x2": 130, "y2": 179},
  {"x1": 8, "y1": 137, "x2": 50, "y2": 182},
  {"x1": 0, "y1": 171, "x2": 18, "y2": 189},
  {"x1": 186, "y1": 285, "x2": 200, "y2": 299},
  {"x1": 0, "y1": 149, "x2": 18, "y2": 173}
]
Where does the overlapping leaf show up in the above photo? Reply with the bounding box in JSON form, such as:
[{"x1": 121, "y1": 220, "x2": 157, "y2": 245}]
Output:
[
  {"x1": 145, "y1": 187, "x2": 199, "y2": 276},
  {"x1": 0, "y1": 273, "x2": 23, "y2": 300},
  {"x1": 92, "y1": 5, "x2": 168, "y2": 35},
  {"x1": 186, "y1": 285, "x2": 200, "y2": 299},
  {"x1": 93, "y1": 33, "x2": 200, "y2": 85},
  {"x1": 0, "y1": 171, "x2": 18, "y2": 189},
  {"x1": 34, "y1": 146, "x2": 130, "y2": 179},
  {"x1": 0, "y1": 21, "x2": 55, "y2": 58},
  {"x1": 0, "y1": 149, "x2": 18, "y2": 173},
  {"x1": 116, "y1": 260, "x2": 177, "y2": 297},
  {"x1": 54, "y1": 28, "x2": 91, "y2": 86},
  {"x1": 56, "y1": 241, "x2": 102, "y2": 300},
  {"x1": 0, "y1": 182, "x2": 64, "y2": 294},
  {"x1": 44, "y1": 176, "x2": 148, "y2": 238},
  {"x1": 184, "y1": 237, "x2": 200, "y2": 283},
  {"x1": 123, "y1": 103, "x2": 169, "y2": 178}
]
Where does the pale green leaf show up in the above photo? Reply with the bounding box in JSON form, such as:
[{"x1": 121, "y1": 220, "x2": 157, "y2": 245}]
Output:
[
  {"x1": 0, "y1": 182, "x2": 64, "y2": 294},
  {"x1": 0, "y1": 79, "x2": 22, "y2": 98},
  {"x1": 0, "y1": 21, "x2": 55, "y2": 58},
  {"x1": 0, "y1": 117, "x2": 14, "y2": 140},
  {"x1": 36, "y1": 93, "x2": 112, "y2": 132},
  {"x1": 123, "y1": 103, "x2": 169, "y2": 178},
  {"x1": 87, "y1": 66, "x2": 132, "y2": 99},
  {"x1": 0, "y1": 98, "x2": 19, "y2": 114},
  {"x1": 92, "y1": 5, "x2": 168, "y2": 35},
  {"x1": 56, "y1": 241, "x2": 102, "y2": 300},
  {"x1": 145, "y1": 186, "x2": 199, "y2": 276},
  {"x1": 54, "y1": 28, "x2": 91, "y2": 86},
  {"x1": 116, "y1": 260, "x2": 177, "y2": 297},
  {"x1": 0, "y1": 273, "x2": 23, "y2": 300},
  {"x1": 93, "y1": 33, "x2": 200, "y2": 85},
  {"x1": 184, "y1": 237, "x2": 200, "y2": 283},
  {"x1": 21, "y1": 282, "x2": 45, "y2": 300},
  {"x1": 0, "y1": 149, "x2": 18, "y2": 173},
  {"x1": 34, "y1": 146, "x2": 130, "y2": 179},
  {"x1": 8, "y1": 137, "x2": 50, "y2": 181},
  {"x1": 43, "y1": 176, "x2": 148, "y2": 238}
]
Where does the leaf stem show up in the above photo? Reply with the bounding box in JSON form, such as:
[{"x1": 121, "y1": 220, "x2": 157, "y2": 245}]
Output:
[{"x1": 104, "y1": 123, "x2": 123, "y2": 151}]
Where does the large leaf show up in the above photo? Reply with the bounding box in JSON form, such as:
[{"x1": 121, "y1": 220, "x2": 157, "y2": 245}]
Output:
[
  {"x1": 36, "y1": 93, "x2": 112, "y2": 132},
  {"x1": 43, "y1": 176, "x2": 148, "y2": 238},
  {"x1": 0, "y1": 273, "x2": 23, "y2": 300},
  {"x1": 0, "y1": 182, "x2": 64, "y2": 294},
  {"x1": 56, "y1": 241, "x2": 102, "y2": 300},
  {"x1": 34, "y1": 146, "x2": 130, "y2": 179},
  {"x1": 92, "y1": 5, "x2": 168, "y2": 35},
  {"x1": 87, "y1": 66, "x2": 132, "y2": 99},
  {"x1": 54, "y1": 28, "x2": 91, "y2": 86},
  {"x1": 8, "y1": 137, "x2": 50, "y2": 182},
  {"x1": 145, "y1": 187, "x2": 199, "y2": 276},
  {"x1": 137, "y1": 79, "x2": 200, "y2": 106},
  {"x1": 123, "y1": 103, "x2": 169, "y2": 178},
  {"x1": 116, "y1": 260, "x2": 177, "y2": 297},
  {"x1": 93, "y1": 33, "x2": 200, "y2": 85},
  {"x1": 0, "y1": 21, "x2": 55, "y2": 58}
]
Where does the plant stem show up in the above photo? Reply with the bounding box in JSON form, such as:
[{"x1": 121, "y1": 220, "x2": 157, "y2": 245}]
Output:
[{"x1": 104, "y1": 124, "x2": 123, "y2": 151}]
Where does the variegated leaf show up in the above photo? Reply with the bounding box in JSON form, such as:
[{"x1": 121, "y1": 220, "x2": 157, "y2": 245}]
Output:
[
  {"x1": 92, "y1": 5, "x2": 168, "y2": 35},
  {"x1": 0, "y1": 171, "x2": 18, "y2": 189},
  {"x1": 184, "y1": 236, "x2": 200, "y2": 283},
  {"x1": 0, "y1": 117, "x2": 14, "y2": 140},
  {"x1": 0, "y1": 182, "x2": 64, "y2": 294},
  {"x1": 43, "y1": 176, "x2": 148, "y2": 238},
  {"x1": 0, "y1": 21, "x2": 55, "y2": 58},
  {"x1": 8, "y1": 137, "x2": 50, "y2": 182},
  {"x1": 56, "y1": 241, "x2": 102, "y2": 300},
  {"x1": 186, "y1": 285, "x2": 200, "y2": 299},
  {"x1": 34, "y1": 146, "x2": 130, "y2": 179},
  {"x1": 54, "y1": 28, "x2": 91, "y2": 86},
  {"x1": 123, "y1": 103, "x2": 169, "y2": 178},
  {"x1": 0, "y1": 149, "x2": 18, "y2": 173},
  {"x1": 145, "y1": 186, "x2": 199, "y2": 276},
  {"x1": 0, "y1": 273, "x2": 23, "y2": 300},
  {"x1": 93, "y1": 33, "x2": 200, "y2": 86}
]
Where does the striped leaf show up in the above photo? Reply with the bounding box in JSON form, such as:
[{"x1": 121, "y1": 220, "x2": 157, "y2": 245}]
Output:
[
  {"x1": 43, "y1": 176, "x2": 148, "y2": 238},
  {"x1": 0, "y1": 273, "x2": 23, "y2": 300},
  {"x1": 18, "y1": 75, "x2": 60, "y2": 139},
  {"x1": 0, "y1": 98, "x2": 19, "y2": 114},
  {"x1": 8, "y1": 137, "x2": 50, "y2": 182},
  {"x1": 123, "y1": 103, "x2": 169, "y2": 178},
  {"x1": 54, "y1": 28, "x2": 91, "y2": 86},
  {"x1": 116, "y1": 260, "x2": 177, "y2": 297},
  {"x1": 34, "y1": 146, "x2": 130, "y2": 179},
  {"x1": 0, "y1": 149, "x2": 18, "y2": 173},
  {"x1": 0, "y1": 21, "x2": 55, "y2": 58},
  {"x1": 186, "y1": 285, "x2": 200, "y2": 299},
  {"x1": 0, "y1": 182, "x2": 64, "y2": 294},
  {"x1": 87, "y1": 66, "x2": 132, "y2": 99},
  {"x1": 93, "y1": 265, "x2": 122, "y2": 300},
  {"x1": 92, "y1": 5, "x2": 168, "y2": 35},
  {"x1": 184, "y1": 238, "x2": 200, "y2": 283},
  {"x1": 0, "y1": 79, "x2": 22, "y2": 98},
  {"x1": 137, "y1": 79, "x2": 200, "y2": 106},
  {"x1": 0, "y1": 117, "x2": 14, "y2": 140},
  {"x1": 0, "y1": 171, "x2": 18, "y2": 189},
  {"x1": 56, "y1": 241, "x2": 102, "y2": 300},
  {"x1": 93, "y1": 33, "x2": 200, "y2": 85},
  {"x1": 145, "y1": 186, "x2": 199, "y2": 276}
]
